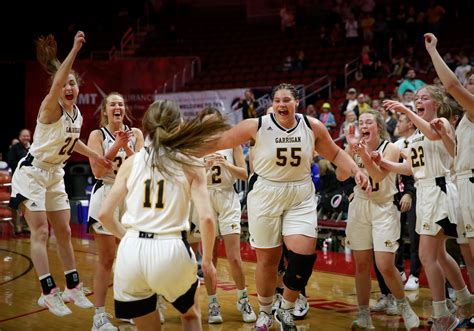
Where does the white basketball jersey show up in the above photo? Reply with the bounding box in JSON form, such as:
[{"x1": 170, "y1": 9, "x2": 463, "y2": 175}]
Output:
[
  {"x1": 121, "y1": 148, "x2": 192, "y2": 234},
  {"x1": 205, "y1": 149, "x2": 237, "y2": 189},
  {"x1": 100, "y1": 126, "x2": 137, "y2": 184},
  {"x1": 409, "y1": 129, "x2": 452, "y2": 180},
  {"x1": 394, "y1": 132, "x2": 416, "y2": 151},
  {"x1": 29, "y1": 105, "x2": 82, "y2": 166},
  {"x1": 354, "y1": 140, "x2": 397, "y2": 202},
  {"x1": 253, "y1": 113, "x2": 315, "y2": 182},
  {"x1": 455, "y1": 115, "x2": 474, "y2": 173}
]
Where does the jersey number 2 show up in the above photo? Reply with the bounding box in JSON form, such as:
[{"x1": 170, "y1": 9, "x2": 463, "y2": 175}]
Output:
[
  {"x1": 410, "y1": 146, "x2": 425, "y2": 168},
  {"x1": 211, "y1": 166, "x2": 222, "y2": 184},
  {"x1": 143, "y1": 179, "x2": 165, "y2": 209},
  {"x1": 59, "y1": 137, "x2": 79, "y2": 156}
]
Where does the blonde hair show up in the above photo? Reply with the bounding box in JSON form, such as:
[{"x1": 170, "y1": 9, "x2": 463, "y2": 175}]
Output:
[
  {"x1": 421, "y1": 85, "x2": 455, "y2": 120},
  {"x1": 99, "y1": 92, "x2": 134, "y2": 127},
  {"x1": 359, "y1": 110, "x2": 390, "y2": 141},
  {"x1": 143, "y1": 100, "x2": 230, "y2": 177}
]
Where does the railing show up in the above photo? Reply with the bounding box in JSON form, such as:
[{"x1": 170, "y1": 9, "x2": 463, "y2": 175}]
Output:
[
  {"x1": 89, "y1": 17, "x2": 143, "y2": 60},
  {"x1": 120, "y1": 27, "x2": 134, "y2": 56},
  {"x1": 344, "y1": 57, "x2": 359, "y2": 89},
  {"x1": 90, "y1": 46, "x2": 117, "y2": 60},
  {"x1": 155, "y1": 57, "x2": 201, "y2": 94},
  {"x1": 303, "y1": 75, "x2": 332, "y2": 102}
]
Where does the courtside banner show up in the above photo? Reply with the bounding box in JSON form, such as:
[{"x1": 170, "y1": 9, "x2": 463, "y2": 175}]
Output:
[
  {"x1": 25, "y1": 57, "x2": 194, "y2": 161},
  {"x1": 154, "y1": 88, "x2": 246, "y2": 126}
]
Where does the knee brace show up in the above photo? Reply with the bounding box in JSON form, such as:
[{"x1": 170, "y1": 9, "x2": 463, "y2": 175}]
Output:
[{"x1": 283, "y1": 250, "x2": 317, "y2": 291}]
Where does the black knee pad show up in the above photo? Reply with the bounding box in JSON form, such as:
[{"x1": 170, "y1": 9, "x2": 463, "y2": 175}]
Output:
[{"x1": 283, "y1": 250, "x2": 317, "y2": 291}]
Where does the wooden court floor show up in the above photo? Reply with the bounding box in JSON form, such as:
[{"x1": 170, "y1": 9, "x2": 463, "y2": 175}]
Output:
[{"x1": 0, "y1": 233, "x2": 465, "y2": 330}]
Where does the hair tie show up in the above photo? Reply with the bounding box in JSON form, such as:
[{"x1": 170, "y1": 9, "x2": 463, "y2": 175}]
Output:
[{"x1": 157, "y1": 125, "x2": 165, "y2": 130}]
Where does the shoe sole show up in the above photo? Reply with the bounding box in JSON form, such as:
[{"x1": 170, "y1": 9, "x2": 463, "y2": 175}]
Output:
[
  {"x1": 38, "y1": 298, "x2": 72, "y2": 317},
  {"x1": 274, "y1": 311, "x2": 297, "y2": 331},
  {"x1": 62, "y1": 295, "x2": 93, "y2": 309}
]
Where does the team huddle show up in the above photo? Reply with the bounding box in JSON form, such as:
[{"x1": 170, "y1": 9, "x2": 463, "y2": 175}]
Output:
[{"x1": 8, "y1": 30, "x2": 474, "y2": 331}]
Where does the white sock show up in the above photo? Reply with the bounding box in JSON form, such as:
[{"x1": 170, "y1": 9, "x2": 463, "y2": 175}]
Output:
[
  {"x1": 237, "y1": 288, "x2": 248, "y2": 300},
  {"x1": 208, "y1": 294, "x2": 218, "y2": 305},
  {"x1": 432, "y1": 300, "x2": 449, "y2": 318},
  {"x1": 281, "y1": 298, "x2": 295, "y2": 310},
  {"x1": 95, "y1": 306, "x2": 105, "y2": 314}
]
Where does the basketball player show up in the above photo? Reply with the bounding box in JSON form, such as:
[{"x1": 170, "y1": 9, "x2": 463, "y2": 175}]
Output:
[
  {"x1": 193, "y1": 108, "x2": 256, "y2": 324},
  {"x1": 339, "y1": 110, "x2": 419, "y2": 329},
  {"x1": 202, "y1": 83, "x2": 370, "y2": 330},
  {"x1": 379, "y1": 88, "x2": 472, "y2": 330},
  {"x1": 87, "y1": 92, "x2": 144, "y2": 330},
  {"x1": 425, "y1": 33, "x2": 474, "y2": 327},
  {"x1": 98, "y1": 99, "x2": 229, "y2": 331},
  {"x1": 9, "y1": 31, "x2": 112, "y2": 317}
]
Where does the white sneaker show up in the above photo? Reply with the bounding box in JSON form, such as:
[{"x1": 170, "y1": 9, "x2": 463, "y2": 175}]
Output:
[
  {"x1": 399, "y1": 299, "x2": 420, "y2": 329},
  {"x1": 428, "y1": 300, "x2": 457, "y2": 325},
  {"x1": 208, "y1": 302, "x2": 223, "y2": 324},
  {"x1": 371, "y1": 295, "x2": 387, "y2": 312},
  {"x1": 404, "y1": 275, "x2": 419, "y2": 291},
  {"x1": 432, "y1": 314, "x2": 459, "y2": 331},
  {"x1": 255, "y1": 311, "x2": 273, "y2": 331},
  {"x1": 37, "y1": 287, "x2": 72, "y2": 317},
  {"x1": 292, "y1": 294, "x2": 309, "y2": 320},
  {"x1": 92, "y1": 312, "x2": 117, "y2": 331},
  {"x1": 386, "y1": 294, "x2": 400, "y2": 316},
  {"x1": 62, "y1": 283, "x2": 94, "y2": 308},
  {"x1": 272, "y1": 293, "x2": 282, "y2": 313},
  {"x1": 400, "y1": 271, "x2": 407, "y2": 283},
  {"x1": 237, "y1": 297, "x2": 256, "y2": 322},
  {"x1": 157, "y1": 295, "x2": 166, "y2": 324},
  {"x1": 351, "y1": 309, "x2": 374, "y2": 330},
  {"x1": 274, "y1": 308, "x2": 297, "y2": 331}
]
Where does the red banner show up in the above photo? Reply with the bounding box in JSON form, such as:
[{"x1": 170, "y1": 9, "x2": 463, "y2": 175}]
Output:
[{"x1": 25, "y1": 57, "x2": 194, "y2": 161}]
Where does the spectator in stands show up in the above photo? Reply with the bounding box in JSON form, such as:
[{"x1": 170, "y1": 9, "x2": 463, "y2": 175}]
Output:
[
  {"x1": 280, "y1": 6, "x2": 296, "y2": 36},
  {"x1": 281, "y1": 55, "x2": 294, "y2": 72},
  {"x1": 426, "y1": 0, "x2": 445, "y2": 34},
  {"x1": 371, "y1": 99, "x2": 381, "y2": 112},
  {"x1": 454, "y1": 55, "x2": 472, "y2": 86},
  {"x1": 340, "y1": 87, "x2": 358, "y2": 117},
  {"x1": 294, "y1": 51, "x2": 307, "y2": 71},
  {"x1": 353, "y1": 93, "x2": 371, "y2": 117},
  {"x1": 344, "y1": 14, "x2": 359, "y2": 45},
  {"x1": 379, "y1": 104, "x2": 397, "y2": 141},
  {"x1": 360, "y1": 45, "x2": 374, "y2": 79},
  {"x1": 236, "y1": 89, "x2": 258, "y2": 120},
  {"x1": 305, "y1": 104, "x2": 317, "y2": 118},
  {"x1": 360, "y1": 12, "x2": 375, "y2": 43},
  {"x1": 338, "y1": 110, "x2": 359, "y2": 148},
  {"x1": 401, "y1": 89, "x2": 416, "y2": 112},
  {"x1": 443, "y1": 52, "x2": 457, "y2": 71},
  {"x1": 397, "y1": 69, "x2": 426, "y2": 99},
  {"x1": 330, "y1": 23, "x2": 343, "y2": 47},
  {"x1": 7, "y1": 128, "x2": 31, "y2": 174},
  {"x1": 319, "y1": 102, "x2": 337, "y2": 133},
  {"x1": 389, "y1": 57, "x2": 411, "y2": 78}
]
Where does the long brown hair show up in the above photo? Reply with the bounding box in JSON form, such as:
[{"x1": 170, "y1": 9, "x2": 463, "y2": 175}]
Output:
[
  {"x1": 35, "y1": 34, "x2": 80, "y2": 84},
  {"x1": 143, "y1": 100, "x2": 230, "y2": 177},
  {"x1": 99, "y1": 92, "x2": 134, "y2": 127}
]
